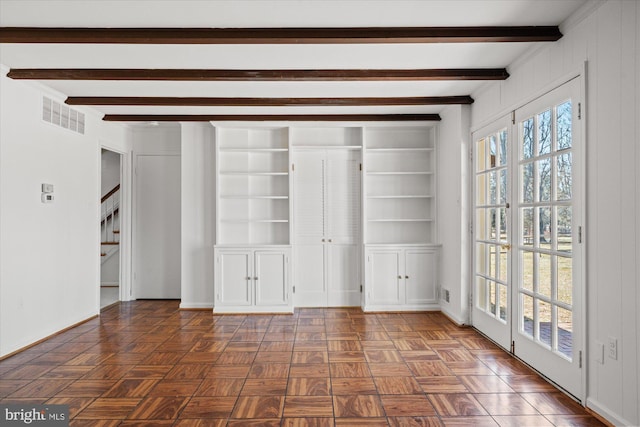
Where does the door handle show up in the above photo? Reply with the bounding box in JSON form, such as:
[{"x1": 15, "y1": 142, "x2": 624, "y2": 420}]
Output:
[{"x1": 501, "y1": 244, "x2": 512, "y2": 250}]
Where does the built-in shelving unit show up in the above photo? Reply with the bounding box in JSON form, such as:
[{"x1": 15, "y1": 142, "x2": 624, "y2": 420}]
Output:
[
  {"x1": 364, "y1": 127, "x2": 437, "y2": 245},
  {"x1": 216, "y1": 127, "x2": 291, "y2": 245}
]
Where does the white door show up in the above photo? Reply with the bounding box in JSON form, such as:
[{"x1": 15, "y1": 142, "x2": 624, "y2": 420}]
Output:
[
  {"x1": 135, "y1": 155, "x2": 181, "y2": 299},
  {"x1": 512, "y1": 78, "x2": 583, "y2": 398},
  {"x1": 217, "y1": 251, "x2": 252, "y2": 307},
  {"x1": 368, "y1": 250, "x2": 402, "y2": 306},
  {"x1": 293, "y1": 150, "x2": 326, "y2": 306},
  {"x1": 472, "y1": 119, "x2": 512, "y2": 350},
  {"x1": 405, "y1": 249, "x2": 437, "y2": 305},
  {"x1": 255, "y1": 251, "x2": 289, "y2": 307},
  {"x1": 326, "y1": 150, "x2": 361, "y2": 306}
]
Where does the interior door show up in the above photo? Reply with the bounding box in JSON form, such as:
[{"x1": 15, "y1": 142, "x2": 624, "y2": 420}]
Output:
[
  {"x1": 472, "y1": 119, "x2": 512, "y2": 350},
  {"x1": 135, "y1": 154, "x2": 181, "y2": 299},
  {"x1": 326, "y1": 150, "x2": 361, "y2": 306},
  {"x1": 512, "y1": 78, "x2": 583, "y2": 398},
  {"x1": 293, "y1": 150, "x2": 326, "y2": 306}
]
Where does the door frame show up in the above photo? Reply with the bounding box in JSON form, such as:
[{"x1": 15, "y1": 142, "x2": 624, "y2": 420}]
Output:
[
  {"x1": 469, "y1": 67, "x2": 587, "y2": 403},
  {"x1": 99, "y1": 141, "x2": 132, "y2": 305}
]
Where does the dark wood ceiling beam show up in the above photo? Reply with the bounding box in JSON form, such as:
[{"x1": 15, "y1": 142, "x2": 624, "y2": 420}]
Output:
[
  {"x1": 67, "y1": 96, "x2": 474, "y2": 106},
  {"x1": 102, "y1": 114, "x2": 442, "y2": 122},
  {"x1": 0, "y1": 26, "x2": 562, "y2": 44},
  {"x1": 8, "y1": 68, "x2": 509, "y2": 81}
]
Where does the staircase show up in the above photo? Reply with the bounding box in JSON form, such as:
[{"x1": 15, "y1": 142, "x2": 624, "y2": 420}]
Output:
[{"x1": 101, "y1": 184, "x2": 120, "y2": 262}]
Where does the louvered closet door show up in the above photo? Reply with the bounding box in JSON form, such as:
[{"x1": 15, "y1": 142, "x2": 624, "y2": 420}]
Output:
[
  {"x1": 326, "y1": 150, "x2": 361, "y2": 306},
  {"x1": 293, "y1": 150, "x2": 326, "y2": 306}
]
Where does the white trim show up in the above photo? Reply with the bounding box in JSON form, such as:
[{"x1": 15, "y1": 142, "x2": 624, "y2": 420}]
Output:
[
  {"x1": 471, "y1": 64, "x2": 586, "y2": 133},
  {"x1": 179, "y1": 302, "x2": 214, "y2": 309},
  {"x1": 586, "y1": 398, "x2": 635, "y2": 427},
  {"x1": 363, "y1": 303, "x2": 440, "y2": 312}
]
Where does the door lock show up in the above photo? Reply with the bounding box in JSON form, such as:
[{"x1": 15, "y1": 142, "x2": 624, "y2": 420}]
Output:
[{"x1": 501, "y1": 243, "x2": 512, "y2": 250}]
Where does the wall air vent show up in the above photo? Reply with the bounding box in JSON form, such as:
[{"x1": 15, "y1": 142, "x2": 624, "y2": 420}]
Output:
[{"x1": 42, "y1": 96, "x2": 85, "y2": 135}]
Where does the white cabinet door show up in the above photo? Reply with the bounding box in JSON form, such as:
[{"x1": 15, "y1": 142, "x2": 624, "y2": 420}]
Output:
[
  {"x1": 405, "y1": 249, "x2": 437, "y2": 305},
  {"x1": 294, "y1": 244, "x2": 326, "y2": 307},
  {"x1": 255, "y1": 250, "x2": 289, "y2": 307},
  {"x1": 217, "y1": 251, "x2": 252, "y2": 307},
  {"x1": 328, "y1": 245, "x2": 361, "y2": 306},
  {"x1": 368, "y1": 250, "x2": 402, "y2": 306}
]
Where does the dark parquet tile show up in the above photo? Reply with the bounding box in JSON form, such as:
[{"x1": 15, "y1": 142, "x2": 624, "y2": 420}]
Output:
[{"x1": 0, "y1": 300, "x2": 605, "y2": 426}]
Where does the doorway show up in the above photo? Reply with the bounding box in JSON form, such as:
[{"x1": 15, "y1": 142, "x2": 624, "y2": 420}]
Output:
[
  {"x1": 100, "y1": 148, "x2": 122, "y2": 308},
  {"x1": 472, "y1": 78, "x2": 584, "y2": 399}
]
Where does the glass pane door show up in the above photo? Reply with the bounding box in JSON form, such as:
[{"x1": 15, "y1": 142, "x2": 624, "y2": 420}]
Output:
[
  {"x1": 472, "y1": 120, "x2": 511, "y2": 350},
  {"x1": 512, "y1": 78, "x2": 583, "y2": 399}
]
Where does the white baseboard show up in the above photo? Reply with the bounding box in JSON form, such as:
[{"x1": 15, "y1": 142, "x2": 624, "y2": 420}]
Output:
[
  {"x1": 362, "y1": 303, "x2": 441, "y2": 312},
  {"x1": 100, "y1": 282, "x2": 119, "y2": 287},
  {"x1": 586, "y1": 397, "x2": 636, "y2": 426},
  {"x1": 440, "y1": 306, "x2": 469, "y2": 326},
  {"x1": 179, "y1": 302, "x2": 213, "y2": 310}
]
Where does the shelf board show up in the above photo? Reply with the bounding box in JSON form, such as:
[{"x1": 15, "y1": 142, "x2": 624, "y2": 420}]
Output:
[
  {"x1": 220, "y1": 219, "x2": 289, "y2": 223},
  {"x1": 366, "y1": 171, "x2": 433, "y2": 175},
  {"x1": 366, "y1": 147, "x2": 434, "y2": 152},
  {"x1": 367, "y1": 195, "x2": 433, "y2": 199},
  {"x1": 368, "y1": 218, "x2": 434, "y2": 222},
  {"x1": 220, "y1": 195, "x2": 289, "y2": 200},
  {"x1": 219, "y1": 148, "x2": 288, "y2": 152},
  {"x1": 293, "y1": 145, "x2": 361, "y2": 150},
  {"x1": 219, "y1": 171, "x2": 289, "y2": 176}
]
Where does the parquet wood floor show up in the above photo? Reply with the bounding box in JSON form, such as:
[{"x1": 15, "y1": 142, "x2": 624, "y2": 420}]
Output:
[{"x1": 0, "y1": 301, "x2": 606, "y2": 426}]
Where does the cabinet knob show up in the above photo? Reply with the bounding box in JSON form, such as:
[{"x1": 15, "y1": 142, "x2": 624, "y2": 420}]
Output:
[
  {"x1": 398, "y1": 275, "x2": 402, "y2": 279},
  {"x1": 246, "y1": 276, "x2": 251, "y2": 280},
  {"x1": 328, "y1": 239, "x2": 333, "y2": 243},
  {"x1": 254, "y1": 277, "x2": 258, "y2": 281},
  {"x1": 322, "y1": 238, "x2": 325, "y2": 242},
  {"x1": 405, "y1": 275, "x2": 409, "y2": 279}
]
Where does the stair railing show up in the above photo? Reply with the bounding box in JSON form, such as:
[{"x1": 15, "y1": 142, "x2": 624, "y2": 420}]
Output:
[{"x1": 101, "y1": 184, "x2": 120, "y2": 245}]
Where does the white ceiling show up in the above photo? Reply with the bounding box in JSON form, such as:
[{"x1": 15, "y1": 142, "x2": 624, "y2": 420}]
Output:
[{"x1": 0, "y1": 0, "x2": 588, "y2": 120}]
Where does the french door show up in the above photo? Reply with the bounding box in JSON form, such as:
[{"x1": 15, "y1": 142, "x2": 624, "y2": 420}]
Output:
[{"x1": 472, "y1": 78, "x2": 584, "y2": 399}]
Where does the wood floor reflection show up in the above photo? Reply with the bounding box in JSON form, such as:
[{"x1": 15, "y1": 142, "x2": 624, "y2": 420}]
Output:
[{"x1": 0, "y1": 301, "x2": 606, "y2": 426}]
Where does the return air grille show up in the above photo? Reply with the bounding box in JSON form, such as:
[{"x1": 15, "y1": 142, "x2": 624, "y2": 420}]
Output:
[{"x1": 42, "y1": 96, "x2": 85, "y2": 135}]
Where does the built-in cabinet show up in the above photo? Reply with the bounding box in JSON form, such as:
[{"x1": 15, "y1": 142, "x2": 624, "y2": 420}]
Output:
[
  {"x1": 293, "y1": 146, "x2": 361, "y2": 307},
  {"x1": 214, "y1": 127, "x2": 293, "y2": 313},
  {"x1": 213, "y1": 125, "x2": 439, "y2": 313},
  {"x1": 365, "y1": 246, "x2": 439, "y2": 311}
]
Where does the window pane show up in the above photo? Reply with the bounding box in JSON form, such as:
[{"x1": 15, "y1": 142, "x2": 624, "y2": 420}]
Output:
[
  {"x1": 490, "y1": 135, "x2": 497, "y2": 168},
  {"x1": 557, "y1": 101, "x2": 572, "y2": 150},
  {"x1": 557, "y1": 306, "x2": 573, "y2": 358},
  {"x1": 477, "y1": 173, "x2": 486, "y2": 205},
  {"x1": 489, "y1": 245, "x2": 497, "y2": 278},
  {"x1": 522, "y1": 163, "x2": 534, "y2": 203},
  {"x1": 489, "y1": 281, "x2": 496, "y2": 315},
  {"x1": 476, "y1": 243, "x2": 488, "y2": 275},
  {"x1": 476, "y1": 276, "x2": 487, "y2": 311},
  {"x1": 499, "y1": 243, "x2": 508, "y2": 283},
  {"x1": 477, "y1": 138, "x2": 486, "y2": 171},
  {"x1": 557, "y1": 255, "x2": 572, "y2": 306},
  {"x1": 521, "y1": 251, "x2": 534, "y2": 291},
  {"x1": 499, "y1": 284, "x2": 508, "y2": 321},
  {"x1": 522, "y1": 207, "x2": 534, "y2": 246},
  {"x1": 557, "y1": 153, "x2": 572, "y2": 201},
  {"x1": 489, "y1": 208, "x2": 497, "y2": 240},
  {"x1": 538, "y1": 109, "x2": 552, "y2": 155},
  {"x1": 538, "y1": 300, "x2": 552, "y2": 347},
  {"x1": 499, "y1": 208, "x2": 507, "y2": 243},
  {"x1": 522, "y1": 294, "x2": 534, "y2": 337},
  {"x1": 500, "y1": 169, "x2": 507, "y2": 204},
  {"x1": 557, "y1": 207, "x2": 572, "y2": 254},
  {"x1": 489, "y1": 170, "x2": 497, "y2": 204},
  {"x1": 476, "y1": 208, "x2": 487, "y2": 240},
  {"x1": 499, "y1": 130, "x2": 508, "y2": 166},
  {"x1": 538, "y1": 253, "x2": 552, "y2": 299},
  {"x1": 539, "y1": 206, "x2": 552, "y2": 247},
  {"x1": 538, "y1": 158, "x2": 551, "y2": 202},
  {"x1": 522, "y1": 118, "x2": 534, "y2": 159}
]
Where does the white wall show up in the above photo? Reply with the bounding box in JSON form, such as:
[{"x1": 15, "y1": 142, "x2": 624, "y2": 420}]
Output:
[
  {"x1": 0, "y1": 67, "x2": 129, "y2": 357},
  {"x1": 180, "y1": 123, "x2": 215, "y2": 308},
  {"x1": 470, "y1": 1, "x2": 640, "y2": 424},
  {"x1": 437, "y1": 105, "x2": 471, "y2": 325}
]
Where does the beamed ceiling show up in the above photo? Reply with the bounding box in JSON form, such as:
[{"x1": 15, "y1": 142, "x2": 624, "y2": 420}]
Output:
[{"x1": 0, "y1": 0, "x2": 587, "y2": 124}]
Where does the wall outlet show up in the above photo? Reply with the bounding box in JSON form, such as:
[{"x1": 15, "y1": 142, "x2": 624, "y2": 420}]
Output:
[
  {"x1": 607, "y1": 336, "x2": 618, "y2": 360},
  {"x1": 41, "y1": 183, "x2": 54, "y2": 193}
]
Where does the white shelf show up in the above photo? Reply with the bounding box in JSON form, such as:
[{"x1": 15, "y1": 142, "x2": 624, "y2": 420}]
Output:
[
  {"x1": 221, "y1": 219, "x2": 289, "y2": 223},
  {"x1": 368, "y1": 218, "x2": 434, "y2": 222},
  {"x1": 219, "y1": 171, "x2": 289, "y2": 176},
  {"x1": 367, "y1": 195, "x2": 433, "y2": 199},
  {"x1": 220, "y1": 195, "x2": 288, "y2": 200},
  {"x1": 219, "y1": 148, "x2": 289, "y2": 152},
  {"x1": 366, "y1": 171, "x2": 433, "y2": 175},
  {"x1": 367, "y1": 148, "x2": 434, "y2": 152}
]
